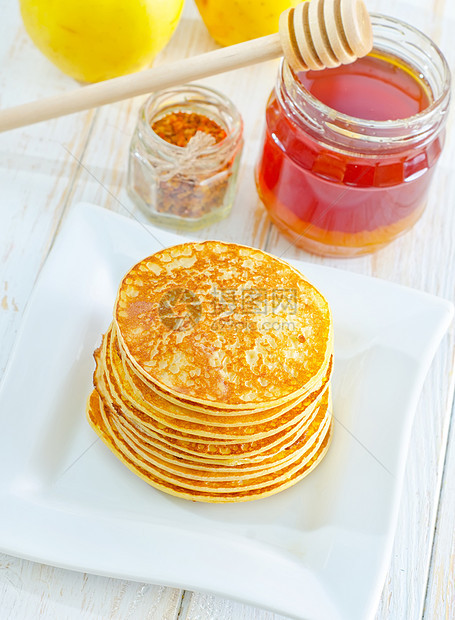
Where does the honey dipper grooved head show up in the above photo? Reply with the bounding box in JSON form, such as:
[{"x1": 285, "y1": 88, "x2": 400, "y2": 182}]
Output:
[{"x1": 279, "y1": 0, "x2": 373, "y2": 73}]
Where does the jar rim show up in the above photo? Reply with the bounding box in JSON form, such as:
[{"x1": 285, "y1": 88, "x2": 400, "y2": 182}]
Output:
[
  {"x1": 138, "y1": 84, "x2": 243, "y2": 157},
  {"x1": 279, "y1": 13, "x2": 451, "y2": 147}
]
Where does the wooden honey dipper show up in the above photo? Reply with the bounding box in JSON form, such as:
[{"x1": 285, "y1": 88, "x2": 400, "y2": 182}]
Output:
[
  {"x1": 280, "y1": 0, "x2": 372, "y2": 72},
  {"x1": 0, "y1": 0, "x2": 372, "y2": 133}
]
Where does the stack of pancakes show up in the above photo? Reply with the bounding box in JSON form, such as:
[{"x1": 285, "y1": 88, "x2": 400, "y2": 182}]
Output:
[{"x1": 87, "y1": 241, "x2": 333, "y2": 502}]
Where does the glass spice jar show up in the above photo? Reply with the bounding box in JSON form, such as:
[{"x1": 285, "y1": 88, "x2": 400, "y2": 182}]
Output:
[
  {"x1": 127, "y1": 85, "x2": 243, "y2": 230},
  {"x1": 255, "y1": 14, "x2": 451, "y2": 257}
]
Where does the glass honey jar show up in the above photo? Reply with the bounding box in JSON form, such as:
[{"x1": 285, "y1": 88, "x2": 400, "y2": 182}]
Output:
[
  {"x1": 128, "y1": 85, "x2": 243, "y2": 230},
  {"x1": 255, "y1": 14, "x2": 451, "y2": 257}
]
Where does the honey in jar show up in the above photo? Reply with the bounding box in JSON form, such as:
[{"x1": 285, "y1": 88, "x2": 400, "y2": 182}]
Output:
[{"x1": 256, "y1": 15, "x2": 450, "y2": 257}]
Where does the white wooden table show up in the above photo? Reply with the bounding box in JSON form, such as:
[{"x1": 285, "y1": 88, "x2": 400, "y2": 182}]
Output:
[{"x1": 1, "y1": 1, "x2": 454, "y2": 618}]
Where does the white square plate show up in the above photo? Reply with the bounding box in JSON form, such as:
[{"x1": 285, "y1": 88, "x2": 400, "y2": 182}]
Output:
[{"x1": 0, "y1": 203, "x2": 452, "y2": 620}]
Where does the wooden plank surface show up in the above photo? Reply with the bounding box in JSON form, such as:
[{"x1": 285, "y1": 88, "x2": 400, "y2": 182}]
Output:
[{"x1": 0, "y1": 0, "x2": 454, "y2": 619}]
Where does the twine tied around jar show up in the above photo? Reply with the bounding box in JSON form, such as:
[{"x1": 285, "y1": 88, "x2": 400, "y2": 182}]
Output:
[{"x1": 155, "y1": 131, "x2": 218, "y2": 182}]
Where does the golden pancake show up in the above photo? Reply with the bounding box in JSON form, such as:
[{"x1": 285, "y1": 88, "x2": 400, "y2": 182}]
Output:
[
  {"x1": 87, "y1": 389, "x2": 333, "y2": 502},
  {"x1": 109, "y1": 399, "x2": 331, "y2": 481},
  {"x1": 106, "y1": 323, "x2": 332, "y2": 426},
  {"x1": 87, "y1": 240, "x2": 334, "y2": 502},
  {"x1": 96, "y1": 339, "x2": 328, "y2": 448},
  {"x1": 97, "y1": 366, "x2": 327, "y2": 451},
  {"x1": 110, "y1": 383, "x2": 330, "y2": 468},
  {"x1": 96, "y1": 328, "x2": 331, "y2": 442},
  {"x1": 116, "y1": 327, "x2": 332, "y2": 416},
  {"x1": 114, "y1": 241, "x2": 332, "y2": 408},
  {"x1": 114, "y1": 393, "x2": 328, "y2": 463},
  {"x1": 103, "y1": 408, "x2": 331, "y2": 489}
]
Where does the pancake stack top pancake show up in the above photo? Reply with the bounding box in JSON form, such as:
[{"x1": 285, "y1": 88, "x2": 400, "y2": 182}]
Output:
[{"x1": 87, "y1": 241, "x2": 334, "y2": 502}]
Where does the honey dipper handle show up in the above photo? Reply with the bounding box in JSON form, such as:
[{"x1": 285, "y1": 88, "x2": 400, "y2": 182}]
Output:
[
  {"x1": 0, "y1": 0, "x2": 372, "y2": 133},
  {"x1": 0, "y1": 34, "x2": 283, "y2": 133}
]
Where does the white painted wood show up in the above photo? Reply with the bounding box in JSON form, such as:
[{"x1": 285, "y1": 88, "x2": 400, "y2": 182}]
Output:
[
  {"x1": 0, "y1": 556, "x2": 183, "y2": 620},
  {"x1": 183, "y1": 591, "x2": 291, "y2": 619},
  {"x1": 0, "y1": 1, "x2": 454, "y2": 619},
  {"x1": 423, "y1": 396, "x2": 455, "y2": 619},
  {"x1": 0, "y1": 556, "x2": 181, "y2": 620}
]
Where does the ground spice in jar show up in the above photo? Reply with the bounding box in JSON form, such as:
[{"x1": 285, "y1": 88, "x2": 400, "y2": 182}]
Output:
[
  {"x1": 128, "y1": 86, "x2": 243, "y2": 230},
  {"x1": 152, "y1": 111, "x2": 227, "y2": 147},
  {"x1": 148, "y1": 111, "x2": 234, "y2": 220}
]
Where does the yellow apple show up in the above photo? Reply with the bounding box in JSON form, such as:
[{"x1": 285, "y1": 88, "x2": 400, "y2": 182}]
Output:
[
  {"x1": 19, "y1": 0, "x2": 184, "y2": 82},
  {"x1": 194, "y1": 0, "x2": 301, "y2": 47}
]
